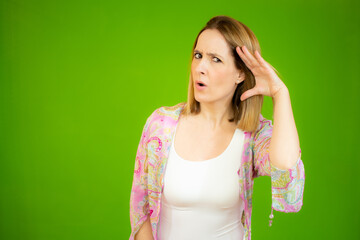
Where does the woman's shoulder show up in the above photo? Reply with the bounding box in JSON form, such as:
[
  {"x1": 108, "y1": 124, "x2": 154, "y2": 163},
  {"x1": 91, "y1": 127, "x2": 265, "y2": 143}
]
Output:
[
  {"x1": 145, "y1": 102, "x2": 186, "y2": 126},
  {"x1": 252, "y1": 113, "x2": 273, "y2": 138},
  {"x1": 158, "y1": 101, "x2": 186, "y2": 114},
  {"x1": 258, "y1": 113, "x2": 273, "y2": 126}
]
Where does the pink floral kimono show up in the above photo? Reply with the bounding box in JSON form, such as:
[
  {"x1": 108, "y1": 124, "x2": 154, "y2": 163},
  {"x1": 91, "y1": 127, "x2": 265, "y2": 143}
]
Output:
[{"x1": 129, "y1": 102, "x2": 305, "y2": 240}]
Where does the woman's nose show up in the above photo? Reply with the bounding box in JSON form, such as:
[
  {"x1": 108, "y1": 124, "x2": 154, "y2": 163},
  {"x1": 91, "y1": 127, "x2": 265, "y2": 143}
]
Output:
[{"x1": 195, "y1": 58, "x2": 207, "y2": 74}]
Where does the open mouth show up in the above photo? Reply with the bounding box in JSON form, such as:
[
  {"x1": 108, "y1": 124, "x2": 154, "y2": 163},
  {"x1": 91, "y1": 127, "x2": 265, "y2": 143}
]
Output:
[{"x1": 196, "y1": 81, "x2": 206, "y2": 87}]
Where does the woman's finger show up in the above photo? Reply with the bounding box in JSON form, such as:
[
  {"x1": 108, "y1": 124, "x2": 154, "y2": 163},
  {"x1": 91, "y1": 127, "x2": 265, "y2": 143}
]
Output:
[
  {"x1": 241, "y1": 46, "x2": 259, "y2": 67},
  {"x1": 236, "y1": 46, "x2": 252, "y2": 68},
  {"x1": 254, "y1": 50, "x2": 269, "y2": 68}
]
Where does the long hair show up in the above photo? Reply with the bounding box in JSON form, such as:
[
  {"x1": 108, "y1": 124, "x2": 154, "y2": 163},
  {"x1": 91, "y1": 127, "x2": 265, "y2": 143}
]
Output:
[{"x1": 181, "y1": 15, "x2": 280, "y2": 132}]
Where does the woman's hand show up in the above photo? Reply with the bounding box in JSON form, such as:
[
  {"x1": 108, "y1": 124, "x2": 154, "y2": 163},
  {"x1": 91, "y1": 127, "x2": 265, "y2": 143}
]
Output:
[{"x1": 236, "y1": 45, "x2": 287, "y2": 101}]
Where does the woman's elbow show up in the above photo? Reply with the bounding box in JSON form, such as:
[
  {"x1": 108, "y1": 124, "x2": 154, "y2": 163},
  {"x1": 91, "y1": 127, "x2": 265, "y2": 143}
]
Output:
[{"x1": 134, "y1": 217, "x2": 154, "y2": 240}]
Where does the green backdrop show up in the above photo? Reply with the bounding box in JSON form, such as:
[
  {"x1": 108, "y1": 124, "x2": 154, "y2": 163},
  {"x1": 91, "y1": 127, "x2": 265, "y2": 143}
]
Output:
[{"x1": 1, "y1": 0, "x2": 359, "y2": 239}]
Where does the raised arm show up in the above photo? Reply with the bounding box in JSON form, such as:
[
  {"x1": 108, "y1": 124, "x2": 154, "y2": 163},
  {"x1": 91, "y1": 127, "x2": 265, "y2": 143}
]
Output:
[
  {"x1": 270, "y1": 87, "x2": 300, "y2": 169},
  {"x1": 235, "y1": 45, "x2": 302, "y2": 170},
  {"x1": 235, "y1": 45, "x2": 305, "y2": 225}
]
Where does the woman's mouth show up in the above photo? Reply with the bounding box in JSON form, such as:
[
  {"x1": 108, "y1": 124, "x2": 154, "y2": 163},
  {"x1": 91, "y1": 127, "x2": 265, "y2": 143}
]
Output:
[{"x1": 195, "y1": 81, "x2": 207, "y2": 90}]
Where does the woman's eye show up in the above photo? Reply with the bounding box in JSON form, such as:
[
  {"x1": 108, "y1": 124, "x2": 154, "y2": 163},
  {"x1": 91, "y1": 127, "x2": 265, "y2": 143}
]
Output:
[
  {"x1": 213, "y1": 57, "x2": 221, "y2": 63},
  {"x1": 194, "y1": 53, "x2": 222, "y2": 63}
]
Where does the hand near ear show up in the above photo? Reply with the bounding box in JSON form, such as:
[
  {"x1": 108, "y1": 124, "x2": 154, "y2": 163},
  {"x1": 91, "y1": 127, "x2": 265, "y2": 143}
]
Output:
[{"x1": 236, "y1": 45, "x2": 287, "y2": 101}]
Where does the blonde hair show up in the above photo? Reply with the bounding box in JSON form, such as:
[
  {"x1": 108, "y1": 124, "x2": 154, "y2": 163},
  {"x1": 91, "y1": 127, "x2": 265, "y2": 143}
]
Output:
[{"x1": 181, "y1": 15, "x2": 280, "y2": 133}]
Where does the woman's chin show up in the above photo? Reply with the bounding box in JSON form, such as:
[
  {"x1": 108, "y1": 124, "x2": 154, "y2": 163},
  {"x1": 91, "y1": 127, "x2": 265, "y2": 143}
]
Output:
[{"x1": 194, "y1": 96, "x2": 210, "y2": 104}]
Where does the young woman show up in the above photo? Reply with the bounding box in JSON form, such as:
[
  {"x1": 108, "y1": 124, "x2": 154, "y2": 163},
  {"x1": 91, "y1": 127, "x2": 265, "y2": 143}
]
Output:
[{"x1": 129, "y1": 15, "x2": 305, "y2": 240}]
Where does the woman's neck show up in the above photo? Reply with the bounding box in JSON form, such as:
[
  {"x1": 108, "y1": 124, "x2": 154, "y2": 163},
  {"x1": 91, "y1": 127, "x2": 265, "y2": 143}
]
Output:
[{"x1": 197, "y1": 101, "x2": 234, "y2": 130}]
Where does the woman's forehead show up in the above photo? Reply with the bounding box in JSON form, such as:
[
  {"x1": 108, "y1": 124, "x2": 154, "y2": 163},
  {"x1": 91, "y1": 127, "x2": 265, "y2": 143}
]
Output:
[{"x1": 196, "y1": 30, "x2": 231, "y2": 57}]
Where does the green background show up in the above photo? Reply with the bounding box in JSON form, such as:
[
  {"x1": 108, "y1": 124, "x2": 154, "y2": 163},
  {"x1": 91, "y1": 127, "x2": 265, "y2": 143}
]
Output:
[{"x1": 1, "y1": 0, "x2": 359, "y2": 239}]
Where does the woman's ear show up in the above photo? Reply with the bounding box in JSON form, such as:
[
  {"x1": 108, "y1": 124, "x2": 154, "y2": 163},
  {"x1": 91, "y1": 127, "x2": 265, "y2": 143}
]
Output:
[{"x1": 236, "y1": 71, "x2": 245, "y2": 84}]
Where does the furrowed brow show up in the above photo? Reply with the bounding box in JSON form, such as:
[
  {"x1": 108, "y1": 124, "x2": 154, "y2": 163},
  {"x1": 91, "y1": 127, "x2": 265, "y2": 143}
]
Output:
[{"x1": 194, "y1": 49, "x2": 224, "y2": 59}]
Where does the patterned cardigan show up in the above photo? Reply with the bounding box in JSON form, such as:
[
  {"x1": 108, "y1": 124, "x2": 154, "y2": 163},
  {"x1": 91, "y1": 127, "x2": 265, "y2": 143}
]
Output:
[{"x1": 129, "y1": 102, "x2": 305, "y2": 240}]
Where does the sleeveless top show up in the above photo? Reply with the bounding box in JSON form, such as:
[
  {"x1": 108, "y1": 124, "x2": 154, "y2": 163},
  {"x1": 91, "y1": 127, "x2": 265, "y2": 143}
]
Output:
[{"x1": 157, "y1": 124, "x2": 246, "y2": 240}]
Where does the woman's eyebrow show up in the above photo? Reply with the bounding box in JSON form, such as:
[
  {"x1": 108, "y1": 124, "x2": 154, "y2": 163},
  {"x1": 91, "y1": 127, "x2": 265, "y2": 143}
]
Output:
[{"x1": 194, "y1": 49, "x2": 224, "y2": 59}]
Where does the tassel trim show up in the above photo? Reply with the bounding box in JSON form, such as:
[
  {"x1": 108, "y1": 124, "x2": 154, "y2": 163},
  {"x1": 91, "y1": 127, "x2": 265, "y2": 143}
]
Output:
[{"x1": 269, "y1": 207, "x2": 274, "y2": 227}]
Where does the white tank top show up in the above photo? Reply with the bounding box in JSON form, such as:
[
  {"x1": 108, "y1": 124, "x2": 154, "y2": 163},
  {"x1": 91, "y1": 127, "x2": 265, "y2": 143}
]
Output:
[{"x1": 158, "y1": 125, "x2": 246, "y2": 240}]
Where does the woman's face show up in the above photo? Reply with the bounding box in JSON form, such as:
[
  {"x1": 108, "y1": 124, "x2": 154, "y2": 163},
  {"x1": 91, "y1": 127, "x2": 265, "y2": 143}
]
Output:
[{"x1": 191, "y1": 29, "x2": 244, "y2": 105}]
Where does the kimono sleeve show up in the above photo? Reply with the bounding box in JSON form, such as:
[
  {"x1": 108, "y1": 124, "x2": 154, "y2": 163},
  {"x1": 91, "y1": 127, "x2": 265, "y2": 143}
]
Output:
[
  {"x1": 253, "y1": 114, "x2": 305, "y2": 213},
  {"x1": 129, "y1": 113, "x2": 154, "y2": 240}
]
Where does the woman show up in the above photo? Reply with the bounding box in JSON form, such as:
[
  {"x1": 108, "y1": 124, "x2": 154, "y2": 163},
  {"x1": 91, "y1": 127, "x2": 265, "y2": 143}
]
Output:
[{"x1": 129, "y1": 15, "x2": 305, "y2": 240}]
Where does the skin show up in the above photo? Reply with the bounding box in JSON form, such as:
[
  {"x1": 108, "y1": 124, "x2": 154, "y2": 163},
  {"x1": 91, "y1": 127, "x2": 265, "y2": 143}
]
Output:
[
  {"x1": 134, "y1": 217, "x2": 153, "y2": 240},
  {"x1": 191, "y1": 28, "x2": 245, "y2": 130},
  {"x1": 234, "y1": 42, "x2": 300, "y2": 170},
  {"x1": 173, "y1": 28, "x2": 247, "y2": 162},
  {"x1": 187, "y1": 28, "x2": 300, "y2": 169}
]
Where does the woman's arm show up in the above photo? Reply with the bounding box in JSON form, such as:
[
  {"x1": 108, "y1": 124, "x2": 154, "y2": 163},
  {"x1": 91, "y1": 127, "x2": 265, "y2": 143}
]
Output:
[
  {"x1": 235, "y1": 45, "x2": 301, "y2": 170},
  {"x1": 269, "y1": 87, "x2": 301, "y2": 170},
  {"x1": 134, "y1": 217, "x2": 154, "y2": 240}
]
